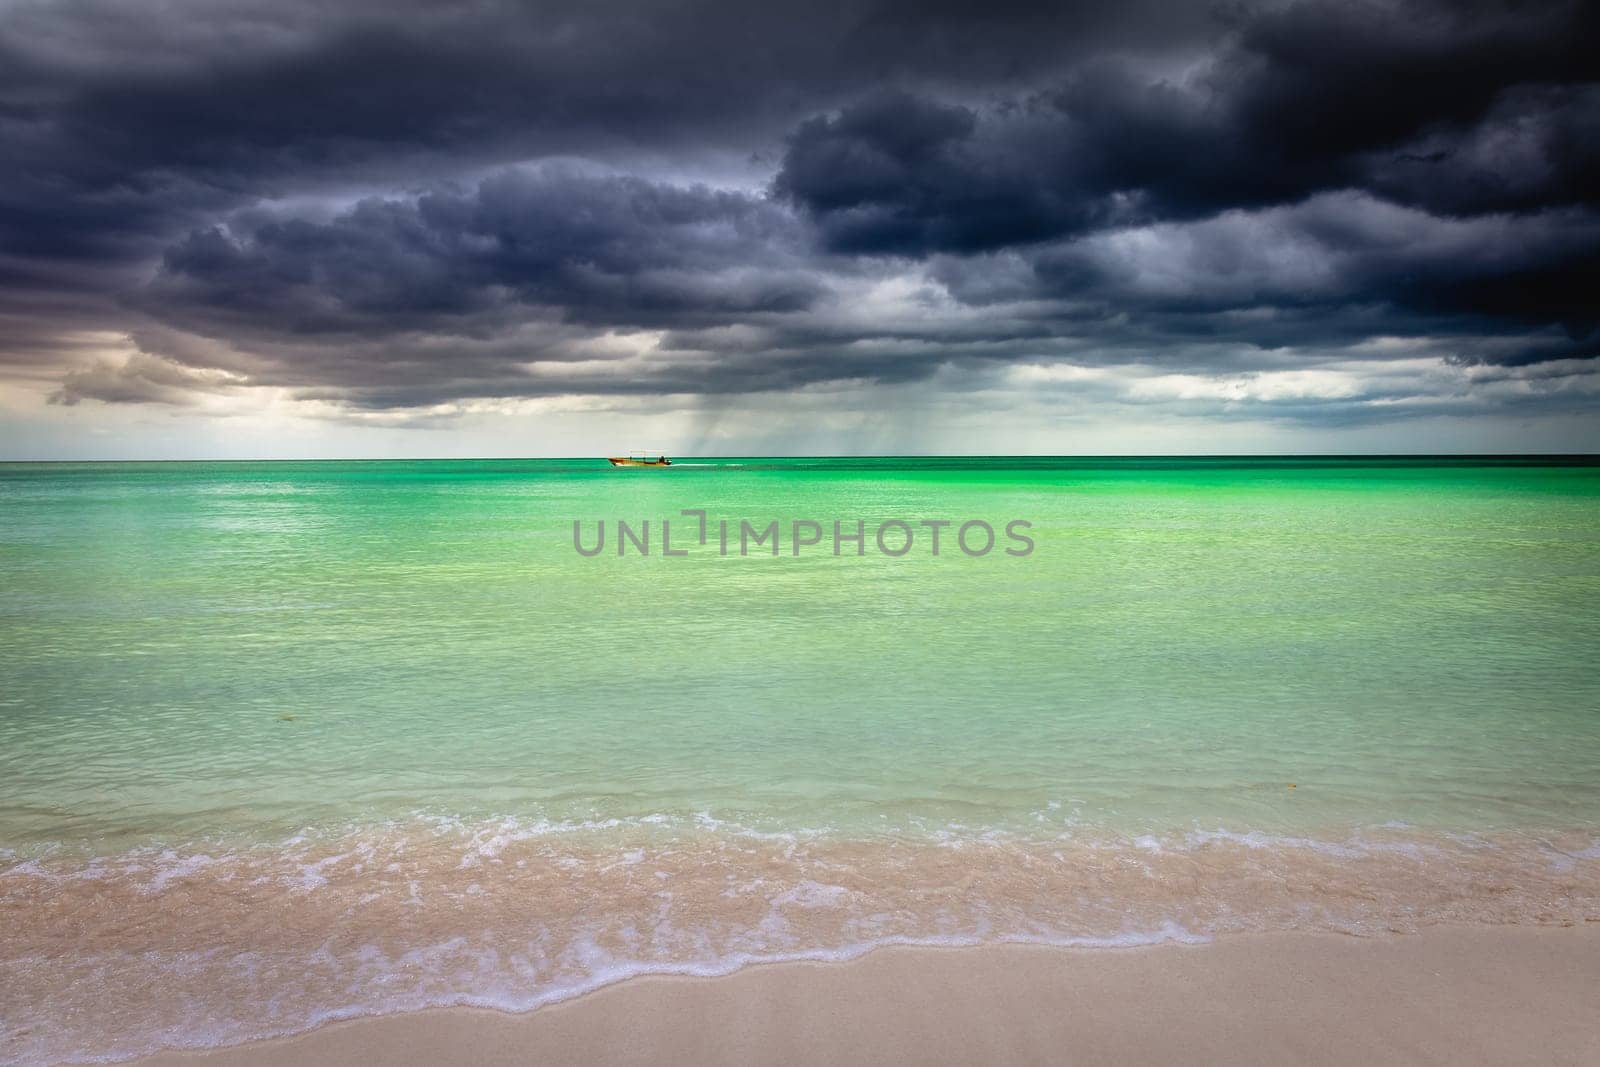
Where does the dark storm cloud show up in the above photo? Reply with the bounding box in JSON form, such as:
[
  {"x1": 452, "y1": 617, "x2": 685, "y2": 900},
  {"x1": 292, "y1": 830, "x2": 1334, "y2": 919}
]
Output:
[
  {"x1": 1, "y1": 0, "x2": 1597, "y2": 418},
  {"x1": 775, "y1": 0, "x2": 1600, "y2": 252},
  {"x1": 1011, "y1": 195, "x2": 1600, "y2": 347},
  {"x1": 0, "y1": 0, "x2": 1202, "y2": 266},
  {"x1": 141, "y1": 168, "x2": 821, "y2": 338}
]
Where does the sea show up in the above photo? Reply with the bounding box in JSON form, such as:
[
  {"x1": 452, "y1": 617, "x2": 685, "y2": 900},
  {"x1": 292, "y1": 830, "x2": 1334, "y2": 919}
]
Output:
[{"x1": 3, "y1": 457, "x2": 1598, "y2": 1063}]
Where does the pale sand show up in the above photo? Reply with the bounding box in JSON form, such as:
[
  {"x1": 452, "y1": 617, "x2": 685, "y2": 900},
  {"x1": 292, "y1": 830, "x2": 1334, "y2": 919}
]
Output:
[{"x1": 137, "y1": 925, "x2": 1600, "y2": 1067}]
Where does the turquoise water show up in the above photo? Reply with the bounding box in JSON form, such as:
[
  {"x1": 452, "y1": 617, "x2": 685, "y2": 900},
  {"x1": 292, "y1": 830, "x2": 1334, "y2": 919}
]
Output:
[
  {"x1": 5, "y1": 457, "x2": 1600, "y2": 841},
  {"x1": 3, "y1": 457, "x2": 1600, "y2": 1063}
]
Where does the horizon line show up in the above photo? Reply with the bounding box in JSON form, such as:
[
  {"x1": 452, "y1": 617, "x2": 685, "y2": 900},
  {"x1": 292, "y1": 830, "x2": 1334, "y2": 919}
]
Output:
[{"x1": 4, "y1": 452, "x2": 1599, "y2": 464}]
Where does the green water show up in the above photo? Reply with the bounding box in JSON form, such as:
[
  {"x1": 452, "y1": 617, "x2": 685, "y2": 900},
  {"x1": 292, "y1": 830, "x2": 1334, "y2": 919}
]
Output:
[{"x1": 4, "y1": 456, "x2": 1600, "y2": 847}]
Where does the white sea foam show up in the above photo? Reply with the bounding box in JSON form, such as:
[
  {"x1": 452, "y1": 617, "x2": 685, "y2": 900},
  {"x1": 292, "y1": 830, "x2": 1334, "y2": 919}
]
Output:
[{"x1": 4, "y1": 818, "x2": 1597, "y2": 1067}]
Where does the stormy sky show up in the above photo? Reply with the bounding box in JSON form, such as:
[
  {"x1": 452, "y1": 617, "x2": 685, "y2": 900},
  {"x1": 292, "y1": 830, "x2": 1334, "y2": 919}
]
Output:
[{"x1": 1, "y1": 0, "x2": 1597, "y2": 457}]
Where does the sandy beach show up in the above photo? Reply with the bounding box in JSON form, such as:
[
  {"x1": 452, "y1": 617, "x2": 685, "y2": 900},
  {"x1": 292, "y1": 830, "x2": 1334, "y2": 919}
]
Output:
[{"x1": 131, "y1": 925, "x2": 1599, "y2": 1067}]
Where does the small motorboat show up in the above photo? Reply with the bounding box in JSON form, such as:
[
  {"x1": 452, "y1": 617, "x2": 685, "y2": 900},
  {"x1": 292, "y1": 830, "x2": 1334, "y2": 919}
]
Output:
[{"x1": 607, "y1": 452, "x2": 673, "y2": 467}]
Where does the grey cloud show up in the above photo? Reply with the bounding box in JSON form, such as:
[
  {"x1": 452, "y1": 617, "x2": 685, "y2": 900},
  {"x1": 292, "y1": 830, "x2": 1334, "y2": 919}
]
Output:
[
  {"x1": 0, "y1": 0, "x2": 1595, "y2": 429},
  {"x1": 138, "y1": 167, "x2": 825, "y2": 340},
  {"x1": 50, "y1": 352, "x2": 244, "y2": 406},
  {"x1": 1021, "y1": 195, "x2": 1600, "y2": 332},
  {"x1": 775, "y1": 1, "x2": 1599, "y2": 256}
]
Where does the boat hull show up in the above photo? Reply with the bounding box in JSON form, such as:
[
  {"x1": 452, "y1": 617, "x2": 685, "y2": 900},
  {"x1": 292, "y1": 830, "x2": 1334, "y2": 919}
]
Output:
[{"x1": 607, "y1": 457, "x2": 672, "y2": 466}]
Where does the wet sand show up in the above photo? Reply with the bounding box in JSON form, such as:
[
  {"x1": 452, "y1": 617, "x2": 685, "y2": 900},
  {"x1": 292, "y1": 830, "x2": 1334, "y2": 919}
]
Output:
[{"x1": 137, "y1": 924, "x2": 1600, "y2": 1067}]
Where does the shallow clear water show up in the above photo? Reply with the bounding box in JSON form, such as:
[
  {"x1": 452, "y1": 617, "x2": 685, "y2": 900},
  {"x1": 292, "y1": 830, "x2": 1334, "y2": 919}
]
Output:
[{"x1": 3, "y1": 457, "x2": 1599, "y2": 1063}]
